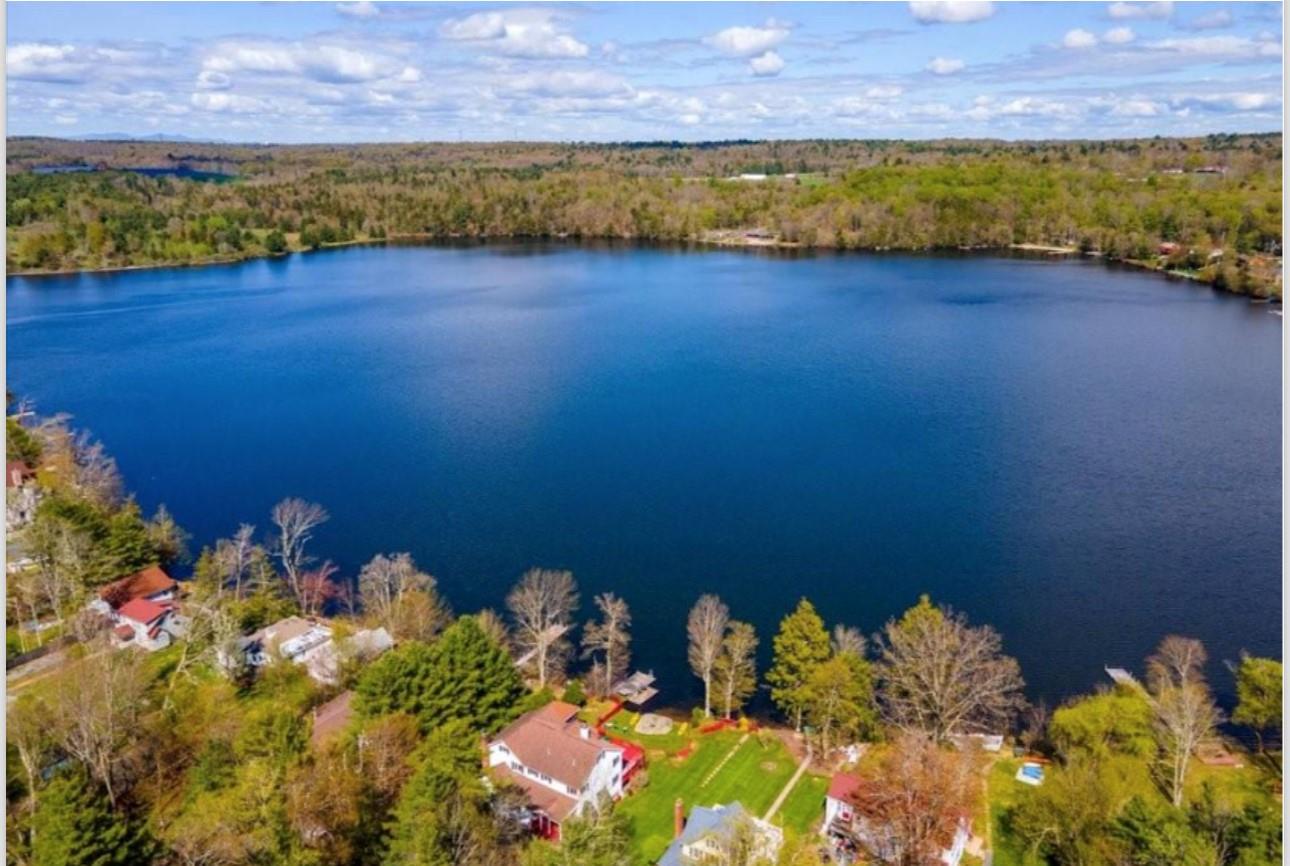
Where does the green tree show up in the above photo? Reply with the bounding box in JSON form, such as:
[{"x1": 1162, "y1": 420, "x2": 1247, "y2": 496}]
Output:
[
  {"x1": 803, "y1": 653, "x2": 878, "y2": 754},
  {"x1": 265, "y1": 229, "x2": 288, "y2": 254},
  {"x1": 7, "y1": 418, "x2": 42, "y2": 464},
  {"x1": 355, "y1": 615, "x2": 524, "y2": 734},
  {"x1": 1049, "y1": 688, "x2": 1156, "y2": 760},
  {"x1": 30, "y1": 768, "x2": 153, "y2": 866},
  {"x1": 1231, "y1": 656, "x2": 1281, "y2": 758},
  {"x1": 524, "y1": 798, "x2": 633, "y2": 866},
  {"x1": 384, "y1": 720, "x2": 500, "y2": 866},
  {"x1": 767, "y1": 599, "x2": 831, "y2": 730}
]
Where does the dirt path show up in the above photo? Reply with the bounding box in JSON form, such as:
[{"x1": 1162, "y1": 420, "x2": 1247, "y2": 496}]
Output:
[{"x1": 763, "y1": 742, "x2": 813, "y2": 821}]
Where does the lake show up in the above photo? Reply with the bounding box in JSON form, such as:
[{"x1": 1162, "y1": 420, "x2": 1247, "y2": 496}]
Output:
[{"x1": 6, "y1": 243, "x2": 1281, "y2": 708}]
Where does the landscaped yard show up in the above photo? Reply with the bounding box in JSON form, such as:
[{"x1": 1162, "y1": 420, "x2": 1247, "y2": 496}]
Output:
[{"x1": 613, "y1": 726, "x2": 818, "y2": 864}]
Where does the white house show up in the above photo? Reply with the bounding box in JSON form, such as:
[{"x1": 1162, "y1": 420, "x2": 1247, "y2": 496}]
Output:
[
  {"x1": 658, "y1": 802, "x2": 783, "y2": 866},
  {"x1": 823, "y1": 772, "x2": 970, "y2": 866},
  {"x1": 218, "y1": 616, "x2": 393, "y2": 684},
  {"x1": 487, "y1": 701, "x2": 637, "y2": 841},
  {"x1": 111, "y1": 597, "x2": 178, "y2": 651}
]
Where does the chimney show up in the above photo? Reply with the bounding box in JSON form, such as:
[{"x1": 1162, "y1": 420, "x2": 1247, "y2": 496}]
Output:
[
  {"x1": 674, "y1": 798, "x2": 685, "y2": 839},
  {"x1": 580, "y1": 725, "x2": 590, "y2": 740}
]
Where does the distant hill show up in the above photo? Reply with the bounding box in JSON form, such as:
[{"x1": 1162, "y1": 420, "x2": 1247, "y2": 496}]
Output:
[{"x1": 72, "y1": 132, "x2": 228, "y2": 144}]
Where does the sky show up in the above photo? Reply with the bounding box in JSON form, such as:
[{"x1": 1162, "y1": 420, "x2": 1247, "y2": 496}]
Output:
[{"x1": 5, "y1": 1, "x2": 1284, "y2": 142}]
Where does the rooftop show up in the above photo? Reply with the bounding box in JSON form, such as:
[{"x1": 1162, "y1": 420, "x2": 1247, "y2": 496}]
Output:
[
  {"x1": 492, "y1": 701, "x2": 622, "y2": 790},
  {"x1": 99, "y1": 565, "x2": 176, "y2": 609},
  {"x1": 117, "y1": 596, "x2": 169, "y2": 626}
]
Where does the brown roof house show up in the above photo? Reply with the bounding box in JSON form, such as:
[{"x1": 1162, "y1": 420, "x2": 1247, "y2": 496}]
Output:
[
  {"x1": 486, "y1": 702, "x2": 627, "y2": 841},
  {"x1": 94, "y1": 565, "x2": 179, "y2": 614}
]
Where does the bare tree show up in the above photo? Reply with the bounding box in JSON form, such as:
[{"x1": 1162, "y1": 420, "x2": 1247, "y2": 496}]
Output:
[
  {"x1": 687, "y1": 594, "x2": 730, "y2": 718},
  {"x1": 299, "y1": 561, "x2": 340, "y2": 617},
  {"x1": 1147, "y1": 636, "x2": 1222, "y2": 807},
  {"x1": 45, "y1": 648, "x2": 150, "y2": 807},
  {"x1": 71, "y1": 429, "x2": 123, "y2": 508},
  {"x1": 714, "y1": 620, "x2": 759, "y2": 719},
  {"x1": 270, "y1": 498, "x2": 329, "y2": 604},
  {"x1": 1147, "y1": 635, "x2": 1207, "y2": 690},
  {"x1": 848, "y1": 732, "x2": 980, "y2": 866},
  {"x1": 582, "y1": 593, "x2": 632, "y2": 696},
  {"x1": 875, "y1": 604, "x2": 1026, "y2": 742},
  {"x1": 25, "y1": 518, "x2": 92, "y2": 629},
  {"x1": 214, "y1": 523, "x2": 256, "y2": 599},
  {"x1": 358, "y1": 552, "x2": 442, "y2": 635},
  {"x1": 8, "y1": 695, "x2": 52, "y2": 813},
  {"x1": 506, "y1": 568, "x2": 578, "y2": 688},
  {"x1": 832, "y1": 624, "x2": 867, "y2": 658}
]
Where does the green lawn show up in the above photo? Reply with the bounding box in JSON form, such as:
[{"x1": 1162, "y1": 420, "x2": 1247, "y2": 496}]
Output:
[
  {"x1": 987, "y1": 759, "x2": 1042, "y2": 866},
  {"x1": 616, "y1": 729, "x2": 804, "y2": 864},
  {"x1": 776, "y1": 770, "x2": 829, "y2": 834}
]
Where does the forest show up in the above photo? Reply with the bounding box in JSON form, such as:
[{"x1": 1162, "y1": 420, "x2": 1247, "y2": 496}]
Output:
[
  {"x1": 4, "y1": 403, "x2": 1283, "y2": 866},
  {"x1": 5, "y1": 134, "x2": 1283, "y2": 297}
]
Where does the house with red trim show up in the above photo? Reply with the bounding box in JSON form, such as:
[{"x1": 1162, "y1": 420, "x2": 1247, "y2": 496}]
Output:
[
  {"x1": 112, "y1": 597, "x2": 177, "y2": 651},
  {"x1": 486, "y1": 701, "x2": 641, "y2": 841},
  {"x1": 93, "y1": 565, "x2": 178, "y2": 615}
]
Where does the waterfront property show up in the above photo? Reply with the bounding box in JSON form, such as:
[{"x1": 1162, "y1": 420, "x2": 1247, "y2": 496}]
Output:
[
  {"x1": 486, "y1": 701, "x2": 630, "y2": 840},
  {"x1": 91, "y1": 564, "x2": 178, "y2": 615},
  {"x1": 218, "y1": 616, "x2": 393, "y2": 684},
  {"x1": 110, "y1": 597, "x2": 180, "y2": 651}
]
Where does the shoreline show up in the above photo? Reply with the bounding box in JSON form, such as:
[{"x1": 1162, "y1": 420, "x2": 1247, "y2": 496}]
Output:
[{"x1": 8, "y1": 234, "x2": 1280, "y2": 301}]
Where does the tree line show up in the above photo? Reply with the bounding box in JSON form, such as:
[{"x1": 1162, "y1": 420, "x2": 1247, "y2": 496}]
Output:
[
  {"x1": 5, "y1": 405, "x2": 1282, "y2": 866},
  {"x1": 6, "y1": 134, "x2": 1282, "y2": 297}
]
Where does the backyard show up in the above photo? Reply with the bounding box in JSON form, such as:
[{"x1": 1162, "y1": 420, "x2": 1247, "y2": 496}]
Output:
[{"x1": 594, "y1": 710, "x2": 827, "y2": 864}]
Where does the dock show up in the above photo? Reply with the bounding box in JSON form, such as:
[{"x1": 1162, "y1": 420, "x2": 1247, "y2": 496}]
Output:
[
  {"x1": 612, "y1": 670, "x2": 658, "y2": 707},
  {"x1": 1105, "y1": 666, "x2": 1143, "y2": 690}
]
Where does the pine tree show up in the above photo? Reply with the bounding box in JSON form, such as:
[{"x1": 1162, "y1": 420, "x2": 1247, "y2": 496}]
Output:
[
  {"x1": 355, "y1": 615, "x2": 524, "y2": 734},
  {"x1": 30, "y1": 768, "x2": 152, "y2": 866},
  {"x1": 766, "y1": 599, "x2": 831, "y2": 730}
]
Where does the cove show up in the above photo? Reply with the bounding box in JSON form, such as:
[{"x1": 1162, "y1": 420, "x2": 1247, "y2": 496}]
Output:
[{"x1": 6, "y1": 242, "x2": 1281, "y2": 708}]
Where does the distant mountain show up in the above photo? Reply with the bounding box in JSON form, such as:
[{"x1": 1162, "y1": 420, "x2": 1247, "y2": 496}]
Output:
[{"x1": 72, "y1": 132, "x2": 228, "y2": 143}]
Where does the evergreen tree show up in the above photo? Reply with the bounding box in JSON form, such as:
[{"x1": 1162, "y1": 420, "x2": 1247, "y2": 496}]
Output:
[
  {"x1": 30, "y1": 768, "x2": 152, "y2": 866},
  {"x1": 355, "y1": 615, "x2": 524, "y2": 734},
  {"x1": 1231, "y1": 656, "x2": 1282, "y2": 758},
  {"x1": 766, "y1": 599, "x2": 831, "y2": 730}
]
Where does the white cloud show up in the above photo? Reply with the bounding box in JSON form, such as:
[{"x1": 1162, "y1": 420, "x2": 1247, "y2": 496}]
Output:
[
  {"x1": 865, "y1": 85, "x2": 904, "y2": 99},
  {"x1": 203, "y1": 39, "x2": 409, "y2": 83},
  {"x1": 1183, "y1": 10, "x2": 1233, "y2": 30},
  {"x1": 438, "y1": 10, "x2": 589, "y2": 58},
  {"x1": 7, "y1": 43, "x2": 80, "y2": 81},
  {"x1": 53, "y1": 113, "x2": 78, "y2": 125},
  {"x1": 926, "y1": 56, "x2": 965, "y2": 74},
  {"x1": 705, "y1": 22, "x2": 791, "y2": 57},
  {"x1": 1110, "y1": 98, "x2": 1159, "y2": 116},
  {"x1": 1102, "y1": 27, "x2": 1136, "y2": 45},
  {"x1": 1145, "y1": 35, "x2": 1282, "y2": 58},
  {"x1": 1107, "y1": 1, "x2": 1173, "y2": 21},
  {"x1": 908, "y1": 2, "x2": 994, "y2": 24},
  {"x1": 1171, "y1": 91, "x2": 1279, "y2": 112},
  {"x1": 748, "y1": 50, "x2": 786, "y2": 77},
  {"x1": 196, "y1": 69, "x2": 232, "y2": 90},
  {"x1": 336, "y1": 1, "x2": 379, "y2": 19},
  {"x1": 504, "y1": 69, "x2": 633, "y2": 98},
  {"x1": 1063, "y1": 29, "x2": 1099, "y2": 49}
]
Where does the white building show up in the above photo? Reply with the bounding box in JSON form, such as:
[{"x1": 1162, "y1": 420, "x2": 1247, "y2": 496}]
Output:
[
  {"x1": 487, "y1": 701, "x2": 642, "y2": 841},
  {"x1": 219, "y1": 616, "x2": 393, "y2": 684}
]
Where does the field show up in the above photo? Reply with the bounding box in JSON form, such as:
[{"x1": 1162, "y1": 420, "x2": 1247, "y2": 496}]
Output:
[{"x1": 598, "y1": 714, "x2": 826, "y2": 864}]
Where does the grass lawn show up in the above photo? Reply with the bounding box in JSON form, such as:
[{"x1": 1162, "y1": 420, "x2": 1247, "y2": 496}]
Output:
[
  {"x1": 616, "y1": 729, "x2": 803, "y2": 864},
  {"x1": 776, "y1": 770, "x2": 829, "y2": 835},
  {"x1": 987, "y1": 759, "x2": 1042, "y2": 866}
]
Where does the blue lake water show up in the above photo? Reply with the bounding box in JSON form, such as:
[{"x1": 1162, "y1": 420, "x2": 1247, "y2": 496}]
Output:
[{"x1": 6, "y1": 243, "x2": 1281, "y2": 708}]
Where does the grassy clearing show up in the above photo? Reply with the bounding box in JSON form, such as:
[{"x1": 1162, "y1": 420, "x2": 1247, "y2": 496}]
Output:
[
  {"x1": 776, "y1": 770, "x2": 829, "y2": 834},
  {"x1": 616, "y1": 729, "x2": 800, "y2": 864}
]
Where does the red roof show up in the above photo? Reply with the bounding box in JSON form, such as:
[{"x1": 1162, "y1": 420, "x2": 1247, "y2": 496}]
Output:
[
  {"x1": 6, "y1": 461, "x2": 33, "y2": 488},
  {"x1": 117, "y1": 597, "x2": 169, "y2": 626},
  {"x1": 99, "y1": 565, "x2": 176, "y2": 609},
  {"x1": 828, "y1": 772, "x2": 863, "y2": 803}
]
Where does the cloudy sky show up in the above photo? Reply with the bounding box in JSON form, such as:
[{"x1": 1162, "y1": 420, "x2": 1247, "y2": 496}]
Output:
[{"x1": 6, "y1": 1, "x2": 1283, "y2": 142}]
